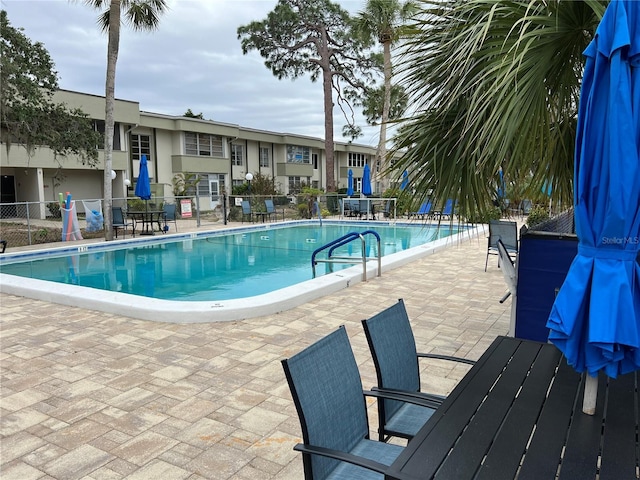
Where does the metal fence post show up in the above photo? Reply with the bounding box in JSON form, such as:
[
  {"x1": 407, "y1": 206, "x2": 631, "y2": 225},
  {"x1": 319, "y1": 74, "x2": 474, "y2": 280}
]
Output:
[
  {"x1": 195, "y1": 191, "x2": 201, "y2": 228},
  {"x1": 26, "y1": 201, "x2": 32, "y2": 245}
]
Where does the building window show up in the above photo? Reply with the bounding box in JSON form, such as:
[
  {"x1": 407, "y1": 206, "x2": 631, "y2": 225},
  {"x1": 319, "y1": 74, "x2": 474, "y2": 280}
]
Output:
[
  {"x1": 288, "y1": 176, "x2": 310, "y2": 194},
  {"x1": 287, "y1": 145, "x2": 310, "y2": 164},
  {"x1": 260, "y1": 146, "x2": 270, "y2": 167},
  {"x1": 196, "y1": 174, "x2": 209, "y2": 197},
  {"x1": 231, "y1": 144, "x2": 244, "y2": 166},
  {"x1": 348, "y1": 152, "x2": 368, "y2": 168},
  {"x1": 131, "y1": 133, "x2": 150, "y2": 162},
  {"x1": 313, "y1": 153, "x2": 318, "y2": 170},
  {"x1": 184, "y1": 132, "x2": 223, "y2": 157},
  {"x1": 95, "y1": 120, "x2": 121, "y2": 150}
]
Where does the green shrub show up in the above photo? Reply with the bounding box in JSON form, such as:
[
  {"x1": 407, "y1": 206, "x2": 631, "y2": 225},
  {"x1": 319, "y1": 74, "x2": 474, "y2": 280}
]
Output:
[
  {"x1": 297, "y1": 203, "x2": 309, "y2": 218},
  {"x1": 47, "y1": 202, "x2": 61, "y2": 218},
  {"x1": 527, "y1": 205, "x2": 550, "y2": 228},
  {"x1": 228, "y1": 206, "x2": 242, "y2": 222},
  {"x1": 466, "y1": 206, "x2": 502, "y2": 223},
  {"x1": 382, "y1": 187, "x2": 412, "y2": 217},
  {"x1": 127, "y1": 198, "x2": 146, "y2": 211}
]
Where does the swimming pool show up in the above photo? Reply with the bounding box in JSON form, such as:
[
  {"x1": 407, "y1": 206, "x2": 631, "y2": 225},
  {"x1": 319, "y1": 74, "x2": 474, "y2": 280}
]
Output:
[{"x1": 0, "y1": 220, "x2": 478, "y2": 322}]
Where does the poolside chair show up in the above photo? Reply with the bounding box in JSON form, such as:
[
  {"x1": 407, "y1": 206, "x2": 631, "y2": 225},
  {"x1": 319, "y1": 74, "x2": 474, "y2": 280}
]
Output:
[
  {"x1": 434, "y1": 199, "x2": 454, "y2": 220},
  {"x1": 282, "y1": 326, "x2": 434, "y2": 479},
  {"x1": 359, "y1": 199, "x2": 375, "y2": 220},
  {"x1": 362, "y1": 299, "x2": 475, "y2": 442},
  {"x1": 497, "y1": 239, "x2": 517, "y2": 303},
  {"x1": 112, "y1": 207, "x2": 134, "y2": 238},
  {"x1": 264, "y1": 199, "x2": 285, "y2": 222},
  {"x1": 383, "y1": 200, "x2": 392, "y2": 218},
  {"x1": 241, "y1": 200, "x2": 254, "y2": 223},
  {"x1": 162, "y1": 203, "x2": 178, "y2": 233},
  {"x1": 343, "y1": 199, "x2": 361, "y2": 218},
  {"x1": 0, "y1": 239, "x2": 6, "y2": 253},
  {"x1": 409, "y1": 201, "x2": 431, "y2": 220},
  {"x1": 485, "y1": 219, "x2": 518, "y2": 271}
]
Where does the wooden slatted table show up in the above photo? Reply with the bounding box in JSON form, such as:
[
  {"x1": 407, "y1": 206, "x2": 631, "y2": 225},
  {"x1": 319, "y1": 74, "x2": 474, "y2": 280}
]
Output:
[{"x1": 386, "y1": 336, "x2": 639, "y2": 480}]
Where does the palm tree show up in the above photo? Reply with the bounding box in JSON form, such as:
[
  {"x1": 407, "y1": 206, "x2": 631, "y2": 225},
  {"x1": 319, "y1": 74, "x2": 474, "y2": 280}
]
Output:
[
  {"x1": 391, "y1": 0, "x2": 606, "y2": 220},
  {"x1": 82, "y1": 0, "x2": 167, "y2": 240},
  {"x1": 354, "y1": 0, "x2": 417, "y2": 185}
]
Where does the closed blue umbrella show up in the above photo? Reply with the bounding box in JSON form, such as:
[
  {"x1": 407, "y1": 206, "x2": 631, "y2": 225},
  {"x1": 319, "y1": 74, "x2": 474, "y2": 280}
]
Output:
[
  {"x1": 547, "y1": 0, "x2": 640, "y2": 380},
  {"x1": 400, "y1": 169, "x2": 409, "y2": 191},
  {"x1": 135, "y1": 154, "x2": 152, "y2": 208},
  {"x1": 347, "y1": 169, "x2": 354, "y2": 197},
  {"x1": 362, "y1": 164, "x2": 372, "y2": 196},
  {"x1": 497, "y1": 168, "x2": 505, "y2": 199}
]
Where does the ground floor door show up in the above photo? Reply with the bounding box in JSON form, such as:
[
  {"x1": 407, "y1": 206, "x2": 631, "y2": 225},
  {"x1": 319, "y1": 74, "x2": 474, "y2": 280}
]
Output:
[
  {"x1": 209, "y1": 178, "x2": 220, "y2": 210},
  {"x1": 0, "y1": 175, "x2": 17, "y2": 218}
]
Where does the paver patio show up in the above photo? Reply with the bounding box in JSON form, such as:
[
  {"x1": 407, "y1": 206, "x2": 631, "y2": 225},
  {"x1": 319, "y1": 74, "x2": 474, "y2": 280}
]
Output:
[{"x1": 1, "y1": 222, "x2": 512, "y2": 479}]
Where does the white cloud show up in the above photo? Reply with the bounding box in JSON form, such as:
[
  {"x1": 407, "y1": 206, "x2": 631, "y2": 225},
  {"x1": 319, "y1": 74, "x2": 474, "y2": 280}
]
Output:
[{"x1": 3, "y1": 0, "x2": 380, "y2": 143}]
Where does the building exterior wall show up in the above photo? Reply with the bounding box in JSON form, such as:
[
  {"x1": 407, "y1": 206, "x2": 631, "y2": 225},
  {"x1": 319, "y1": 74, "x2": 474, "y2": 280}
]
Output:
[{"x1": 1, "y1": 89, "x2": 391, "y2": 214}]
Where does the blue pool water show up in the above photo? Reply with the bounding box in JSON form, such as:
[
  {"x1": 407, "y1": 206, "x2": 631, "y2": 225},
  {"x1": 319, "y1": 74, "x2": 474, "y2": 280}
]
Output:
[{"x1": 0, "y1": 222, "x2": 459, "y2": 302}]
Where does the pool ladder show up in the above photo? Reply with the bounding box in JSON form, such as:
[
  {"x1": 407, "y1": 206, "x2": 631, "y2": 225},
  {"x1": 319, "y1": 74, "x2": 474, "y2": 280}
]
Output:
[{"x1": 311, "y1": 230, "x2": 381, "y2": 281}]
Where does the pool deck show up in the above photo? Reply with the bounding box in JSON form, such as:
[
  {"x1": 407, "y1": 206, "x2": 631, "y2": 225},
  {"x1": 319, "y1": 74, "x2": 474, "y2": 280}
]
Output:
[{"x1": 1, "y1": 218, "x2": 514, "y2": 479}]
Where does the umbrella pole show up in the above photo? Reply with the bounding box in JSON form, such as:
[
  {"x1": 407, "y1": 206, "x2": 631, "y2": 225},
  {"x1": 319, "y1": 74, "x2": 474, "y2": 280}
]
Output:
[{"x1": 582, "y1": 375, "x2": 598, "y2": 415}]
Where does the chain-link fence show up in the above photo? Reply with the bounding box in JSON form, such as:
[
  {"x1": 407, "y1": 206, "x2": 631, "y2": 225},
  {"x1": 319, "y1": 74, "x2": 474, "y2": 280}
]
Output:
[
  {"x1": 0, "y1": 195, "x2": 213, "y2": 250},
  {"x1": 0, "y1": 193, "x2": 399, "y2": 251},
  {"x1": 529, "y1": 207, "x2": 576, "y2": 234}
]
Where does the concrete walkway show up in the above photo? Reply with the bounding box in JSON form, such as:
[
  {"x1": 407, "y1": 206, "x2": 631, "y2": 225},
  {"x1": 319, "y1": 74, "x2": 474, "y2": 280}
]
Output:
[{"x1": 0, "y1": 222, "x2": 512, "y2": 479}]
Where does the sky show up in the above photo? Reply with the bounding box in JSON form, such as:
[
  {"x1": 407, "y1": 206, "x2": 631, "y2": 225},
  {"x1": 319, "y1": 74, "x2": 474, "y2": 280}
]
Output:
[{"x1": 2, "y1": 0, "x2": 382, "y2": 145}]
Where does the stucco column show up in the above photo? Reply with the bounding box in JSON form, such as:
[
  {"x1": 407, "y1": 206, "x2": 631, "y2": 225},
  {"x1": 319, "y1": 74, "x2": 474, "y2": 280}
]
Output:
[{"x1": 36, "y1": 168, "x2": 46, "y2": 219}]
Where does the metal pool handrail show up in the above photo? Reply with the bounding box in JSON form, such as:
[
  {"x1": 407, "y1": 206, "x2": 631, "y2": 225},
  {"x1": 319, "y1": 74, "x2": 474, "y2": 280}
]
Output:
[{"x1": 311, "y1": 230, "x2": 381, "y2": 281}]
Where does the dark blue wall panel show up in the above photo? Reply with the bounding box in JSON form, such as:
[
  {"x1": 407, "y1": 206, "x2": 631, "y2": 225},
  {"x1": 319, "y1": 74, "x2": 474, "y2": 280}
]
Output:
[{"x1": 515, "y1": 233, "x2": 578, "y2": 342}]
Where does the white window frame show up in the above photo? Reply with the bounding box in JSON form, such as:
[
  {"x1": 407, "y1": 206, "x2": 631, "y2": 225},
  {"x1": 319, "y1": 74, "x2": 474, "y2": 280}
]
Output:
[
  {"x1": 288, "y1": 176, "x2": 310, "y2": 194},
  {"x1": 185, "y1": 132, "x2": 223, "y2": 157},
  {"x1": 348, "y1": 152, "x2": 368, "y2": 168},
  {"x1": 287, "y1": 145, "x2": 311, "y2": 164},
  {"x1": 131, "y1": 133, "x2": 150, "y2": 162},
  {"x1": 260, "y1": 146, "x2": 270, "y2": 167},
  {"x1": 231, "y1": 144, "x2": 244, "y2": 166}
]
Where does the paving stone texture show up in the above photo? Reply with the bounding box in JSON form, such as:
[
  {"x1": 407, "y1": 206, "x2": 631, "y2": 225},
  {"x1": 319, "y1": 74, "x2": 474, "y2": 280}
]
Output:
[{"x1": 1, "y1": 220, "x2": 513, "y2": 479}]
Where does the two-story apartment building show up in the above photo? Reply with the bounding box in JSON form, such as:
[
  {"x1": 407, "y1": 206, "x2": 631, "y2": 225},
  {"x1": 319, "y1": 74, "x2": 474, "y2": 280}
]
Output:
[{"x1": 0, "y1": 90, "x2": 386, "y2": 219}]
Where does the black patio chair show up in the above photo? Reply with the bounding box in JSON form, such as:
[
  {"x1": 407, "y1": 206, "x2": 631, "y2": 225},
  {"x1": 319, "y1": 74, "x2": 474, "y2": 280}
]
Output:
[
  {"x1": 264, "y1": 199, "x2": 285, "y2": 222},
  {"x1": 343, "y1": 199, "x2": 361, "y2": 218},
  {"x1": 485, "y1": 219, "x2": 518, "y2": 271},
  {"x1": 282, "y1": 326, "x2": 437, "y2": 479},
  {"x1": 162, "y1": 203, "x2": 178, "y2": 233},
  {"x1": 0, "y1": 239, "x2": 7, "y2": 253},
  {"x1": 362, "y1": 299, "x2": 476, "y2": 442},
  {"x1": 241, "y1": 200, "x2": 254, "y2": 223},
  {"x1": 112, "y1": 207, "x2": 134, "y2": 238}
]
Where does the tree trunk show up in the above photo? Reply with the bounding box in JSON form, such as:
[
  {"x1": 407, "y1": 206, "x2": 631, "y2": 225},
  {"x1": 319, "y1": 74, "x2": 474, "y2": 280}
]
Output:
[
  {"x1": 376, "y1": 40, "x2": 392, "y2": 187},
  {"x1": 103, "y1": 0, "x2": 120, "y2": 241},
  {"x1": 319, "y1": 28, "x2": 335, "y2": 192},
  {"x1": 322, "y1": 68, "x2": 335, "y2": 192}
]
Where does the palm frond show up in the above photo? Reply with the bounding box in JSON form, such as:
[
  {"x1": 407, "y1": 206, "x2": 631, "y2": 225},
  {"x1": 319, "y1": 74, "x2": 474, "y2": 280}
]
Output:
[{"x1": 388, "y1": 0, "x2": 606, "y2": 218}]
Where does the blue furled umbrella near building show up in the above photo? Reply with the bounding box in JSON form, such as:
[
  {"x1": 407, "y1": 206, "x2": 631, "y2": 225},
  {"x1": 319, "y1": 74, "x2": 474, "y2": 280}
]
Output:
[
  {"x1": 400, "y1": 169, "x2": 409, "y2": 191},
  {"x1": 362, "y1": 164, "x2": 372, "y2": 196},
  {"x1": 547, "y1": 0, "x2": 640, "y2": 412},
  {"x1": 497, "y1": 167, "x2": 505, "y2": 199},
  {"x1": 347, "y1": 169, "x2": 354, "y2": 197},
  {"x1": 135, "y1": 154, "x2": 152, "y2": 208}
]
